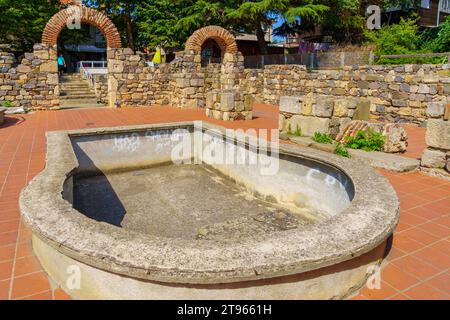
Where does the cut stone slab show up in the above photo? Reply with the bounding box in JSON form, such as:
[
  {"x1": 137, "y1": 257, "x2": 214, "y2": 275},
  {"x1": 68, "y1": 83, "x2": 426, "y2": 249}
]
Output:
[
  {"x1": 427, "y1": 101, "x2": 446, "y2": 118},
  {"x1": 279, "y1": 96, "x2": 301, "y2": 114},
  {"x1": 421, "y1": 149, "x2": 446, "y2": 168},
  {"x1": 348, "y1": 149, "x2": 420, "y2": 172},
  {"x1": 353, "y1": 99, "x2": 371, "y2": 121},
  {"x1": 426, "y1": 120, "x2": 450, "y2": 150},
  {"x1": 289, "y1": 115, "x2": 330, "y2": 137}
]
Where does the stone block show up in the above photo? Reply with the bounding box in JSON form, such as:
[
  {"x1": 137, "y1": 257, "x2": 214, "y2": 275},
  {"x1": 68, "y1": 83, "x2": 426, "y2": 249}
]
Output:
[
  {"x1": 314, "y1": 98, "x2": 334, "y2": 118},
  {"x1": 39, "y1": 61, "x2": 58, "y2": 73},
  {"x1": 206, "y1": 91, "x2": 219, "y2": 109},
  {"x1": 16, "y1": 65, "x2": 31, "y2": 73},
  {"x1": 176, "y1": 78, "x2": 190, "y2": 88},
  {"x1": 132, "y1": 93, "x2": 143, "y2": 100},
  {"x1": 353, "y1": 99, "x2": 371, "y2": 121},
  {"x1": 243, "y1": 95, "x2": 254, "y2": 111},
  {"x1": 417, "y1": 84, "x2": 430, "y2": 94},
  {"x1": 33, "y1": 50, "x2": 50, "y2": 60},
  {"x1": 427, "y1": 101, "x2": 446, "y2": 118},
  {"x1": 46, "y1": 73, "x2": 58, "y2": 85},
  {"x1": 426, "y1": 120, "x2": 450, "y2": 150},
  {"x1": 301, "y1": 98, "x2": 313, "y2": 116},
  {"x1": 279, "y1": 96, "x2": 301, "y2": 114},
  {"x1": 382, "y1": 124, "x2": 408, "y2": 153},
  {"x1": 421, "y1": 149, "x2": 446, "y2": 168},
  {"x1": 392, "y1": 99, "x2": 408, "y2": 107},
  {"x1": 220, "y1": 92, "x2": 235, "y2": 112},
  {"x1": 333, "y1": 100, "x2": 349, "y2": 117},
  {"x1": 288, "y1": 115, "x2": 330, "y2": 137},
  {"x1": 110, "y1": 60, "x2": 124, "y2": 73}
]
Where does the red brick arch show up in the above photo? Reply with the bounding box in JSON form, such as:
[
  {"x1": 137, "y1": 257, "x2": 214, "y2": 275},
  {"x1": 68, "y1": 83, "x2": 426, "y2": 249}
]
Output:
[
  {"x1": 185, "y1": 26, "x2": 238, "y2": 55},
  {"x1": 42, "y1": 6, "x2": 122, "y2": 48}
]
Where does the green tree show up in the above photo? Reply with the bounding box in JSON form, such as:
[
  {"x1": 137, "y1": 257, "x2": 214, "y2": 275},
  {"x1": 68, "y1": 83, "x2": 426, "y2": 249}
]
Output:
[
  {"x1": 227, "y1": 0, "x2": 329, "y2": 54},
  {"x1": 427, "y1": 16, "x2": 450, "y2": 53},
  {"x1": 86, "y1": 0, "x2": 140, "y2": 50},
  {"x1": 365, "y1": 16, "x2": 426, "y2": 63},
  {"x1": 137, "y1": 0, "x2": 226, "y2": 51},
  {"x1": 0, "y1": 0, "x2": 60, "y2": 53}
]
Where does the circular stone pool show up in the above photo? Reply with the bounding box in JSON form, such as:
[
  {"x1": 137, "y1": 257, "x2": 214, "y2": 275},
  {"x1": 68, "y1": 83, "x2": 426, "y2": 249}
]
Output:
[{"x1": 20, "y1": 122, "x2": 399, "y2": 300}]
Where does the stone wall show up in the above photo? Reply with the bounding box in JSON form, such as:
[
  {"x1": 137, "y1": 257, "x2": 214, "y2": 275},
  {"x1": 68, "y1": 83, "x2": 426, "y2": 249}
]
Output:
[
  {"x1": 0, "y1": 40, "x2": 448, "y2": 126},
  {"x1": 107, "y1": 48, "x2": 173, "y2": 108},
  {"x1": 91, "y1": 74, "x2": 108, "y2": 104},
  {"x1": 421, "y1": 103, "x2": 450, "y2": 178},
  {"x1": 278, "y1": 95, "x2": 370, "y2": 138},
  {"x1": 0, "y1": 44, "x2": 59, "y2": 110},
  {"x1": 242, "y1": 64, "x2": 449, "y2": 124}
]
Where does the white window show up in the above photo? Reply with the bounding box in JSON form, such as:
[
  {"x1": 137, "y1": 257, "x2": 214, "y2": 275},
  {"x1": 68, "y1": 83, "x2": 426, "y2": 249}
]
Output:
[
  {"x1": 421, "y1": 0, "x2": 431, "y2": 9},
  {"x1": 441, "y1": 0, "x2": 450, "y2": 13}
]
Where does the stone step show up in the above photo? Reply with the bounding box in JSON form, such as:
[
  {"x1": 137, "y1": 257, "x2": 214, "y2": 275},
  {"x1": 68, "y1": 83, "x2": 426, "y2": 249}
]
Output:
[
  {"x1": 60, "y1": 83, "x2": 88, "y2": 87},
  {"x1": 60, "y1": 78, "x2": 83, "y2": 83},
  {"x1": 60, "y1": 94, "x2": 97, "y2": 100},
  {"x1": 60, "y1": 74, "x2": 82, "y2": 79},
  {"x1": 60, "y1": 89, "x2": 93, "y2": 95},
  {"x1": 60, "y1": 93, "x2": 95, "y2": 98},
  {"x1": 60, "y1": 100, "x2": 106, "y2": 109},
  {"x1": 60, "y1": 84, "x2": 92, "y2": 91}
]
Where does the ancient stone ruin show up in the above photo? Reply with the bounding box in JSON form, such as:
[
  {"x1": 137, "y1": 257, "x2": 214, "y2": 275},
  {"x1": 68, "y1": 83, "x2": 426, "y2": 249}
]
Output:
[{"x1": 421, "y1": 102, "x2": 450, "y2": 178}]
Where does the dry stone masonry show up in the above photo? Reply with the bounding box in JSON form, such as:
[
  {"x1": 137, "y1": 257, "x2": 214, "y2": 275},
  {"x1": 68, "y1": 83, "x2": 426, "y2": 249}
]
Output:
[
  {"x1": 278, "y1": 94, "x2": 368, "y2": 138},
  {"x1": 421, "y1": 102, "x2": 450, "y2": 177},
  {"x1": 0, "y1": 6, "x2": 448, "y2": 125},
  {"x1": 0, "y1": 44, "x2": 59, "y2": 110}
]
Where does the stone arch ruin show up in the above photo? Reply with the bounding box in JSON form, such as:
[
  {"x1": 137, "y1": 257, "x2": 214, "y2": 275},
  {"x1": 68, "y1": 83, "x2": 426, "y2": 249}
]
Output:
[
  {"x1": 185, "y1": 25, "x2": 238, "y2": 56},
  {"x1": 42, "y1": 5, "x2": 122, "y2": 49}
]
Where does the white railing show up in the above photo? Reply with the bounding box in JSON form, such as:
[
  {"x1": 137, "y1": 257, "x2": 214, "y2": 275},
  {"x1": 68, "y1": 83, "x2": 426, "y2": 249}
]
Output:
[
  {"x1": 78, "y1": 61, "x2": 108, "y2": 90},
  {"x1": 77, "y1": 61, "x2": 107, "y2": 70}
]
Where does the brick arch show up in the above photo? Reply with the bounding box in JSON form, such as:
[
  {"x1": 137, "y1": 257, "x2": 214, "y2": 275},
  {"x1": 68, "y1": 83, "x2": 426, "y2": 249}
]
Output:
[
  {"x1": 185, "y1": 26, "x2": 238, "y2": 55},
  {"x1": 42, "y1": 6, "x2": 122, "y2": 48}
]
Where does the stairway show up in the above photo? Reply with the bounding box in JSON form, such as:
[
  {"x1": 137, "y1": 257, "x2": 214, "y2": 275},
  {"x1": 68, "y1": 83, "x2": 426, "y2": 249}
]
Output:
[{"x1": 59, "y1": 74, "x2": 105, "y2": 109}]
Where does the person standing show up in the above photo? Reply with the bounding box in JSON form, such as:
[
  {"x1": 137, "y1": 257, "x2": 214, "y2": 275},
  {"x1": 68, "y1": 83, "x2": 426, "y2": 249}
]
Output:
[{"x1": 57, "y1": 54, "x2": 66, "y2": 76}]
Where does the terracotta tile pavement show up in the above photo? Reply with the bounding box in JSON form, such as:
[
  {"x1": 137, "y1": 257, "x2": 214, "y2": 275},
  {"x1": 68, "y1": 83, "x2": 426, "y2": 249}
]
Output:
[{"x1": 0, "y1": 104, "x2": 448, "y2": 300}]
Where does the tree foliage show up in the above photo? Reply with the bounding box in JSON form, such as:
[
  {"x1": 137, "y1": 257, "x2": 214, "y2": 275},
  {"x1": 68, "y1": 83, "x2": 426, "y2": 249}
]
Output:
[
  {"x1": 426, "y1": 16, "x2": 450, "y2": 53},
  {"x1": 85, "y1": 0, "x2": 140, "y2": 50},
  {"x1": 0, "y1": 0, "x2": 60, "y2": 52}
]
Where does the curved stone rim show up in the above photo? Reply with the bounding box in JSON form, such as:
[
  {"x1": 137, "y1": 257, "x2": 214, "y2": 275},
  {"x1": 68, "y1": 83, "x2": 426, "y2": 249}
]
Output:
[{"x1": 20, "y1": 121, "x2": 400, "y2": 285}]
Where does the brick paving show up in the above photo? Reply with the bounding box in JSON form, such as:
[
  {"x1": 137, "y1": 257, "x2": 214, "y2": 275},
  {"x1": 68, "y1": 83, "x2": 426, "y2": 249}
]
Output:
[{"x1": 0, "y1": 104, "x2": 448, "y2": 300}]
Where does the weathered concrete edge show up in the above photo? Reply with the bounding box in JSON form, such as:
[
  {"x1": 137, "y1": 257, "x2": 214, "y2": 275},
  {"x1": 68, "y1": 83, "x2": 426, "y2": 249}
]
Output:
[{"x1": 20, "y1": 121, "x2": 400, "y2": 285}]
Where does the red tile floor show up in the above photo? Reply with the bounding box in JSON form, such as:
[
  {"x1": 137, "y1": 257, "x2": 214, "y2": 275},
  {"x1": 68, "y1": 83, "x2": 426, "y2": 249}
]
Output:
[{"x1": 0, "y1": 104, "x2": 448, "y2": 300}]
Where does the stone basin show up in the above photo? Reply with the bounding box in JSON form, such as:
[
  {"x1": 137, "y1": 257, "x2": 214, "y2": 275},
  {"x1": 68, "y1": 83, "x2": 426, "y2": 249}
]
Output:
[{"x1": 20, "y1": 122, "x2": 399, "y2": 300}]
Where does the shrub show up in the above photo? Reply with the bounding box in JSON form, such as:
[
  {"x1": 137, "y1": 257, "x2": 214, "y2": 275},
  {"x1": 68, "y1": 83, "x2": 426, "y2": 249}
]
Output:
[
  {"x1": 335, "y1": 142, "x2": 351, "y2": 158},
  {"x1": 344, "y1": 129, "x2": 385, "y2": 152},
  {"x1": 426, "y1": 16, "x2": 450, "y2": 54},
  {"x1": 365, "y1": 16, "x2": 440, "y2": 64},
  {"x1": 312, "y1": 132, "x2": 333, "y2": 144}
]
